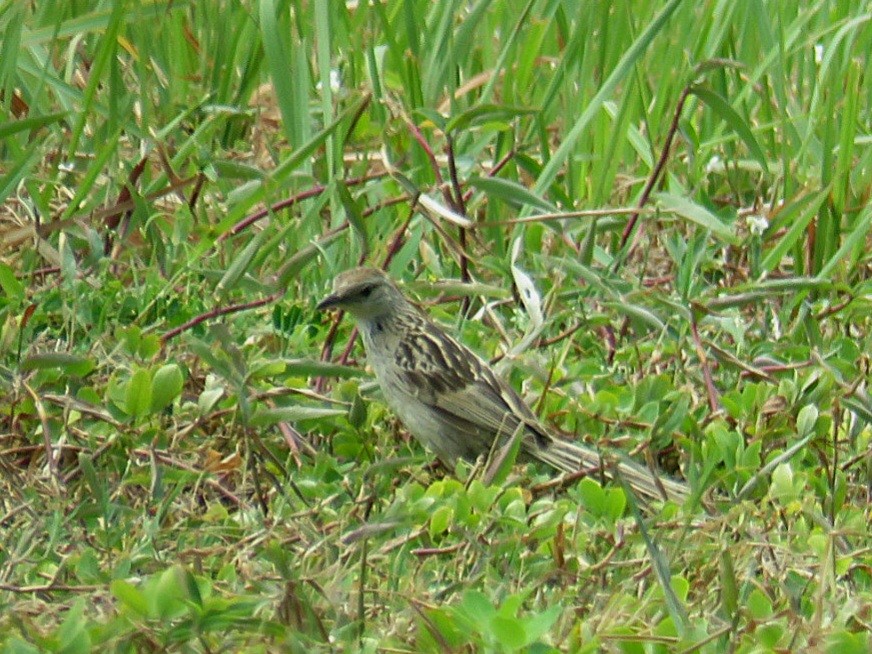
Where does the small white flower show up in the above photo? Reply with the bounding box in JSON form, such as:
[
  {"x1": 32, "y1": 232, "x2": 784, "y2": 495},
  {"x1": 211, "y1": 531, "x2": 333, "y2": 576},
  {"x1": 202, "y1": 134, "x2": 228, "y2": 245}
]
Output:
[
  {"x1": 746, "y1": 214, "x2": 768, "y2": 236},
  {"x1": 770, "y1": 309, "x2": 782, "y2": 340},
  {"x1": 705, "y1": 155, "x2": 722, "y2": 174},
  {"x1": 316, "y1": 69, "x2": 342, "y2": 94}
]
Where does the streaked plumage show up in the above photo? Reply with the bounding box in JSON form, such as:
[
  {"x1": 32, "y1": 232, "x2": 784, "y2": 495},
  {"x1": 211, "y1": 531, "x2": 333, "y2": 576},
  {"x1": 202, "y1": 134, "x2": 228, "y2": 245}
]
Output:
[{"x1": 317, "y1": 267, "x2": 688, "y2": 503}]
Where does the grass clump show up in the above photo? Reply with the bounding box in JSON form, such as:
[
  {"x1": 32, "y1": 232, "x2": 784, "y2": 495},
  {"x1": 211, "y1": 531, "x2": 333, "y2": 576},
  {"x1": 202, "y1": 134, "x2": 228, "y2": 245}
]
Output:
[{"x1": 1, "y1": 1, "x2": 870, "y2": 652}]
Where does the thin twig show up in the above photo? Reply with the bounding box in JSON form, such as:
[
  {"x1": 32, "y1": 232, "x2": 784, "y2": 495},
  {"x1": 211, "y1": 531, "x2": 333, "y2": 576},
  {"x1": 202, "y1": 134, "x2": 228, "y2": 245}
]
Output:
[
  {"x1": 162, "y1": 290, "x2": 284, "y2": 343},
  {"x1": 221, "y1": 172, "x2": 386, "y2": 241},
  {"x1": 690, "y1": 318, "x2": 721, "y2": 412},
  {"x1": 615, "y1": 86, "x2": 691, "y2": 266}
]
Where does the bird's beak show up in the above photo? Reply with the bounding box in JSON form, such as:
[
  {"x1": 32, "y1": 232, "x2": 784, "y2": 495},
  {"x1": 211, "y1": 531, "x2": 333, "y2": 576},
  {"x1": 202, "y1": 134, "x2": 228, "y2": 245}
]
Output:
[{"x1": 316, "y1": 293, "x2": 342, "y2": 311}]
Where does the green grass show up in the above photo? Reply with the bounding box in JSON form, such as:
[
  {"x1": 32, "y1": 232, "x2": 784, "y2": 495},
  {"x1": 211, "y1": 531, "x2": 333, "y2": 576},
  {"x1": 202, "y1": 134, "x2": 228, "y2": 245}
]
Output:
[{"x1": 1, "y1": 0, "x2": 871, "y2": 651}]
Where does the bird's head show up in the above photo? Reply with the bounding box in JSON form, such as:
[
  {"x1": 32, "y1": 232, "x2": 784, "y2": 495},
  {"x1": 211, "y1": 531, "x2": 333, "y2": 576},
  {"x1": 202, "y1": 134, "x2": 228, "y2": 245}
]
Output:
[{"x1": 316, "y1": 267, "x2": 408, "y2": 321}]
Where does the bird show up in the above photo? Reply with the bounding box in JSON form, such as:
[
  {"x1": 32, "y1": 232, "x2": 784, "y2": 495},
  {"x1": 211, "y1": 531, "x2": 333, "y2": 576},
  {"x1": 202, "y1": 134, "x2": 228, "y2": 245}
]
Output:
[{"x1": 317, "y1": 267, "x2": 689, "y2": 503}]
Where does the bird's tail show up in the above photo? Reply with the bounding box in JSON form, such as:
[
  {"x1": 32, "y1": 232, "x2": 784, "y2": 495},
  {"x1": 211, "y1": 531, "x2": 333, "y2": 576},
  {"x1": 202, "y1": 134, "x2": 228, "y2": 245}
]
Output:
[{"x1": 535, "y1": 438, "x2": 690, "y2": 504}]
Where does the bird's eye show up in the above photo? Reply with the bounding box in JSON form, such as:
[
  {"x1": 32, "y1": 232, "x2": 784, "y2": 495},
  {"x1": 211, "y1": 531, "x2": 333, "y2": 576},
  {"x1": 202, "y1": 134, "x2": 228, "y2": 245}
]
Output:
[{"x1": 360, "y1": 285, "x2": 373, "y2": 298}]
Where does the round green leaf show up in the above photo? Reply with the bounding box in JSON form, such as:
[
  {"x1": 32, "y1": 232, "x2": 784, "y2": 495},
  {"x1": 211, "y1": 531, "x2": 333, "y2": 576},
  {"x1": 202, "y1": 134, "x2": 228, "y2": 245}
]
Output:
[{"x1": 151, "y1": 363, "x2": 184, "y2": 412}]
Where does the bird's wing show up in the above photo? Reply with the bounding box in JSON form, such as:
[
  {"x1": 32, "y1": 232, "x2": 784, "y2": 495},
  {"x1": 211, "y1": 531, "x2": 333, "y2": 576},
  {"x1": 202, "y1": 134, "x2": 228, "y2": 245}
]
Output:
[{"x1": 396, "y1": 318, "x2": 550, "y2": 448}]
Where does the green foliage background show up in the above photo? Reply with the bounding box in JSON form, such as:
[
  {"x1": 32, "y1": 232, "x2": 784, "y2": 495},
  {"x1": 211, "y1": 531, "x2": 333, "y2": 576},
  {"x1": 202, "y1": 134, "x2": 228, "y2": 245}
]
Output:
[{"x1": 0, "y1": 0, "x2": 870, "y2": 651}]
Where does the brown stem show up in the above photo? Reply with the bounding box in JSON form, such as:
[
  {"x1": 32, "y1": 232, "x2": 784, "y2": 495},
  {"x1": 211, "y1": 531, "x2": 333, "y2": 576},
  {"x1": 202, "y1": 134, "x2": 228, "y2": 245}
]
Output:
[
  {"x1": 221, "y1": 172, "x2": 386, "y2": 241},
  {"x1": 690, "y1": 317, "x2": 720, "y2": 412},
  {"x1": 161, "y1": 290, "x2": 284, "y2": 343},
  {"x1": 615, "y1": 86, "x2": 692, "y2": 265}
]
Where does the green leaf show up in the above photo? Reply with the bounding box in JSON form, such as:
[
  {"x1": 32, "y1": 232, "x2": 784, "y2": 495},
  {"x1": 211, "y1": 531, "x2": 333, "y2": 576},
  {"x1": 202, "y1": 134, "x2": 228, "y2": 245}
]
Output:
[
  {"x1": 490, "y1": 615, "x2": 526, "y2": 649},
  {"x1": 690, "y1": 85, "x2": 769, "y2": 173},
  {"x1": 770, "y1": 463, "x2": 796, "y2": 501},
  {"x1": 746, "y1": 588, "x2": 773, "y2": 620},
  {"x1": 0, "y1": 147, "x2": 41, "y2": 207},
  {"x1": 624, "y1": 476, "x2": 690, "y2": 636},
  {"x1": 523, "y1": 605, "x2": 562, "y2": 645},
  {"x1": 138, "y1": 334, "x2": 161, "y2": 360},
  {"x1": 413, "y1": 107, "x2": 447, "y2": 131},
  {"x1": 0, "y1": 112, "x2": 68, "y2": 141},
  {"x1": 73, "y1": 548, "x2": 102, "y2": 584},
  {"x1": 605, "y1": 488, "x2": 627, "y2": 521},
  {"x1": 78, "y1": 453, "x2": 107, "y2": 515},
  {"x1": 420, "y1": 607, "x2": 467, "y2": 650},
  {"x1": 347, "y1": 392, "x2": 367, "y2": 429},
  {"x1": 758, "y1": 623, "x2": 784, "y2": 648},
  {"x1": 178, "y1": 566, "x2": 203, "y2": 608},
  {"x1": 428, "y1": 505, "x2": 453, "y2": 538},
  {"x1": 151, "y1": 364, "x2": 184, "y2": 412},
  {"x1": 445, "y1": 103, "x2": 537, "y2": 133},
  {"x1": 485, "y1": 421, "x2": 525, "y2": 486},
  {"x1": 759, "y1": 189, "x2": 829, "y2": 275},
  {"x1": 603, "y1": 300, "x2": 667, "y2": 334},
  {"x1": 577, "y1": 478, "x2": 606, "y2": 515},
  {"x1": 55, "y1": 600, "x2": 91, "y2": 654},
  {"x1": 460, "y1": 590, "x2": 496, "y2": 622},
  {"x1": 20, "y1": 353, "x2": 95, "y2": 377},
  {"x1": 468, "y1": 175, "x2": 557, "y2": 213},
  {"x1": 0, "y1": 263, "x2": 25, "y2": 299},
  {"x1": 125, "y1": 367, "x2": 153, "y2": 419},
  {"x1": 655, "y1": 193, "x2": 739, "y2": 244},
  {"x1": 336, "y1": 179, "x2": 369, "y2": 256},
  {"x1": 151, "y1": 566, "x2": 188, "y2": 620},
  {"x1": 250, "y1": 360, "x2": 287, "y2": 379},
  {"x1": 216, "y1": 229, "x2": 270, "y2": 296},
  {"x1": 111, "y1": 579, "x2": 150, "y2": 617},
  {"x1": 119, "y1": 326, "x2": 142, "y2": 356},
  {"x1": 250, "y1": 405, "x2": 346, "y2": 426},
  {"x1": 826, "y1": 631, "x2": 872, "y2": 654},
  {"x1": 817, "y1": 202, "x2": 872, "y2": 278},
  {"x1": 796, "y1": 404, "x2": 818, "y2": 437},
  {"x1": 278, "y1": 358, "x2": 365, "y2": 379},
  {"x1": 719, "y1": 548, "x2": 739, "y2": 619},
  {"x1": 468, "y1": 480, "x2": 500, "y2": 512}
]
